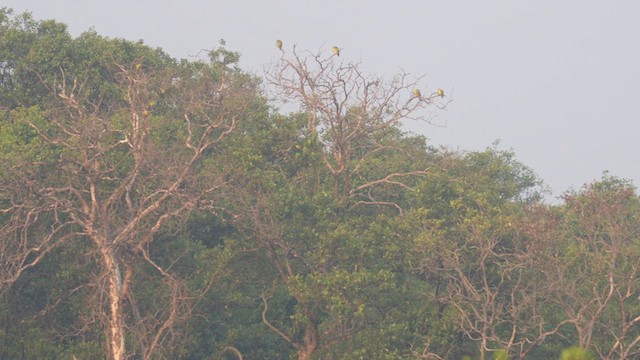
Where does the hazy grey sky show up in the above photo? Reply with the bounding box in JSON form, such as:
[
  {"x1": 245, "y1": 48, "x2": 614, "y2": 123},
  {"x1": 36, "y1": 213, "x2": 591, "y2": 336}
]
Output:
[{"x1": 4, "y1": 0, "x2": 640, "y2": 200}]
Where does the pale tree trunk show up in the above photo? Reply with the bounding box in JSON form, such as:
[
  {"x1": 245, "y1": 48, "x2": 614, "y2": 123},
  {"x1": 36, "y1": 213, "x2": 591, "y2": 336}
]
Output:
[
  {"x1": 479, "y1": 343, "x2": 486, "y2": 360},
  {"x1": 100, "y1": 247, "x2": 127, "y2": 360}
]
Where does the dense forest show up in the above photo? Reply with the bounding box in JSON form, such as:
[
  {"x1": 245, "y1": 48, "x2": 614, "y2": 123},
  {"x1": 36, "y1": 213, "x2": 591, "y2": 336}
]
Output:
[{"x1": 1, "y1": 8, "x2": 638, "y2": 360}]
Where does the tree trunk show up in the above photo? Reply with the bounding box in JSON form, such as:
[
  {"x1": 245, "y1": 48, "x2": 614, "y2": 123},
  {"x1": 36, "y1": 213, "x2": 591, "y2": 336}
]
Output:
[
  {"x1": 297, "y1": 348, "x2": 314, "y2": 360},
  {"x1": 297, "y1": 310, "x2": 318, "y2": 360},
  {"x1": 100, "y1": 247, "x2": 126, "y2": 360}
]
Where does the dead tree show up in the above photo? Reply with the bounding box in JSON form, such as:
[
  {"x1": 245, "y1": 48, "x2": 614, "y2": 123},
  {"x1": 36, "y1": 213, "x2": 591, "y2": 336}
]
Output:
[{"x1": 267, "y1": 45, "x2": 450, "y2": 212}]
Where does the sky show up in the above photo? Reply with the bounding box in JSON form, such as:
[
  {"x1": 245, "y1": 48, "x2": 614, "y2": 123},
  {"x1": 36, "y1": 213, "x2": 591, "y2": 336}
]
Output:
[{"x1": 4, "y1": 0, "x2": 640, "y2": 201}]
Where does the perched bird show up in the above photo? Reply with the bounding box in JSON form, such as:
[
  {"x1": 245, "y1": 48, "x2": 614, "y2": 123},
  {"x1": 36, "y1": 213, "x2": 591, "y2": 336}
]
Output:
[
  {"x1": 332, "y1": 46, "x2": 340, "y2": 56},
  {"x1": 437, "y1": 88, "x2": 445, "y2": 98},
  {"x1": 276, "y1": 39, "x2": 283, "y2": 50},
  {"x1": 412, "y1": 89, "x2": 422, "y2": 98}
]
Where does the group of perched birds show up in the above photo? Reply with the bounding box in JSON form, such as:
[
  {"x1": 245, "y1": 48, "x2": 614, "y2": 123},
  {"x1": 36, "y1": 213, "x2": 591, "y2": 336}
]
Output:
[
  {"x1": 276, "y1": 39, "x2": 443, "y2": 98},
  {"x1": 412, "y1": 88, "x2": 445, "y2": 98},
  {"x1": 275, "y1": 39, "x2": 340, "y2": 57}
]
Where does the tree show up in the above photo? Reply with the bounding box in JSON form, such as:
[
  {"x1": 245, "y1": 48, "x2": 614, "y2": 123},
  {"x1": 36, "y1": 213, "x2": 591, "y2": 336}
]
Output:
[
  {"x1": 266, "y1": 44, "x2": 449, "y2": 212},
  {"x1": 0, "y1": 14, "x2": 259, "y2": 359},
  {"x1": 408, "y1": 148, "x2": 562, "y2": 359},
  {"x1": 221, "y1": 45, "x2": 449, "y2": 359},
  {"x1": 527, "y1": 175, "x2": 640, "y2": 359}
]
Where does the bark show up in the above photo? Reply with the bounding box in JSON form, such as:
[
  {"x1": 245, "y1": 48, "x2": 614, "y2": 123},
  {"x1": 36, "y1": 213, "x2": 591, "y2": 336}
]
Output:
[
  {"x1": 100, "y1": 247, "x2": 126, "y2": 360},
  {"x1": 297, "y1": 309, "x2": 319, "y2": 360}
]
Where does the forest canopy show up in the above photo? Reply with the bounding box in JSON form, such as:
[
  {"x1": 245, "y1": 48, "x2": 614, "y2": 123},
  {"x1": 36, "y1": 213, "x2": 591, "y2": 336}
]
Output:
[{"x1": 1, "y1": 8, "x2": 638, "y2": 360}]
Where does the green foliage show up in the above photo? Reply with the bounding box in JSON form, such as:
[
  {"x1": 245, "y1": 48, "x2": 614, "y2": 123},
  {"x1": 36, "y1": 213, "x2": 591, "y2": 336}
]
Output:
[
  {"x1": 3, "y1": 8, "x2": 640, "y2": 360},
  {"x1": 208, "y1": 39, "x2": 241, "y2": 70},
  {"x1": 0, "y1": 106, "x2": 60, "y2": 170},
  {"x1": 0, "y1": 237, "x2": 103, "y2": 359},
  {"x1": 494, "y1": 349, "x2": 508, "y2": 360},
  {"x1": 559, "y1": 346, "x2": 595, "y2": 360}
]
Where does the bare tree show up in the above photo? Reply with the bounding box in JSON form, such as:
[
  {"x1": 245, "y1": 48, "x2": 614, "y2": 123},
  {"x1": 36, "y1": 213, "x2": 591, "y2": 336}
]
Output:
[
  {"x1": 0, "y1": 59, "x2": 257, "y2": 359},
  {"x1": 267, "y1": 45, "x2": 450, "y2": 212}
]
